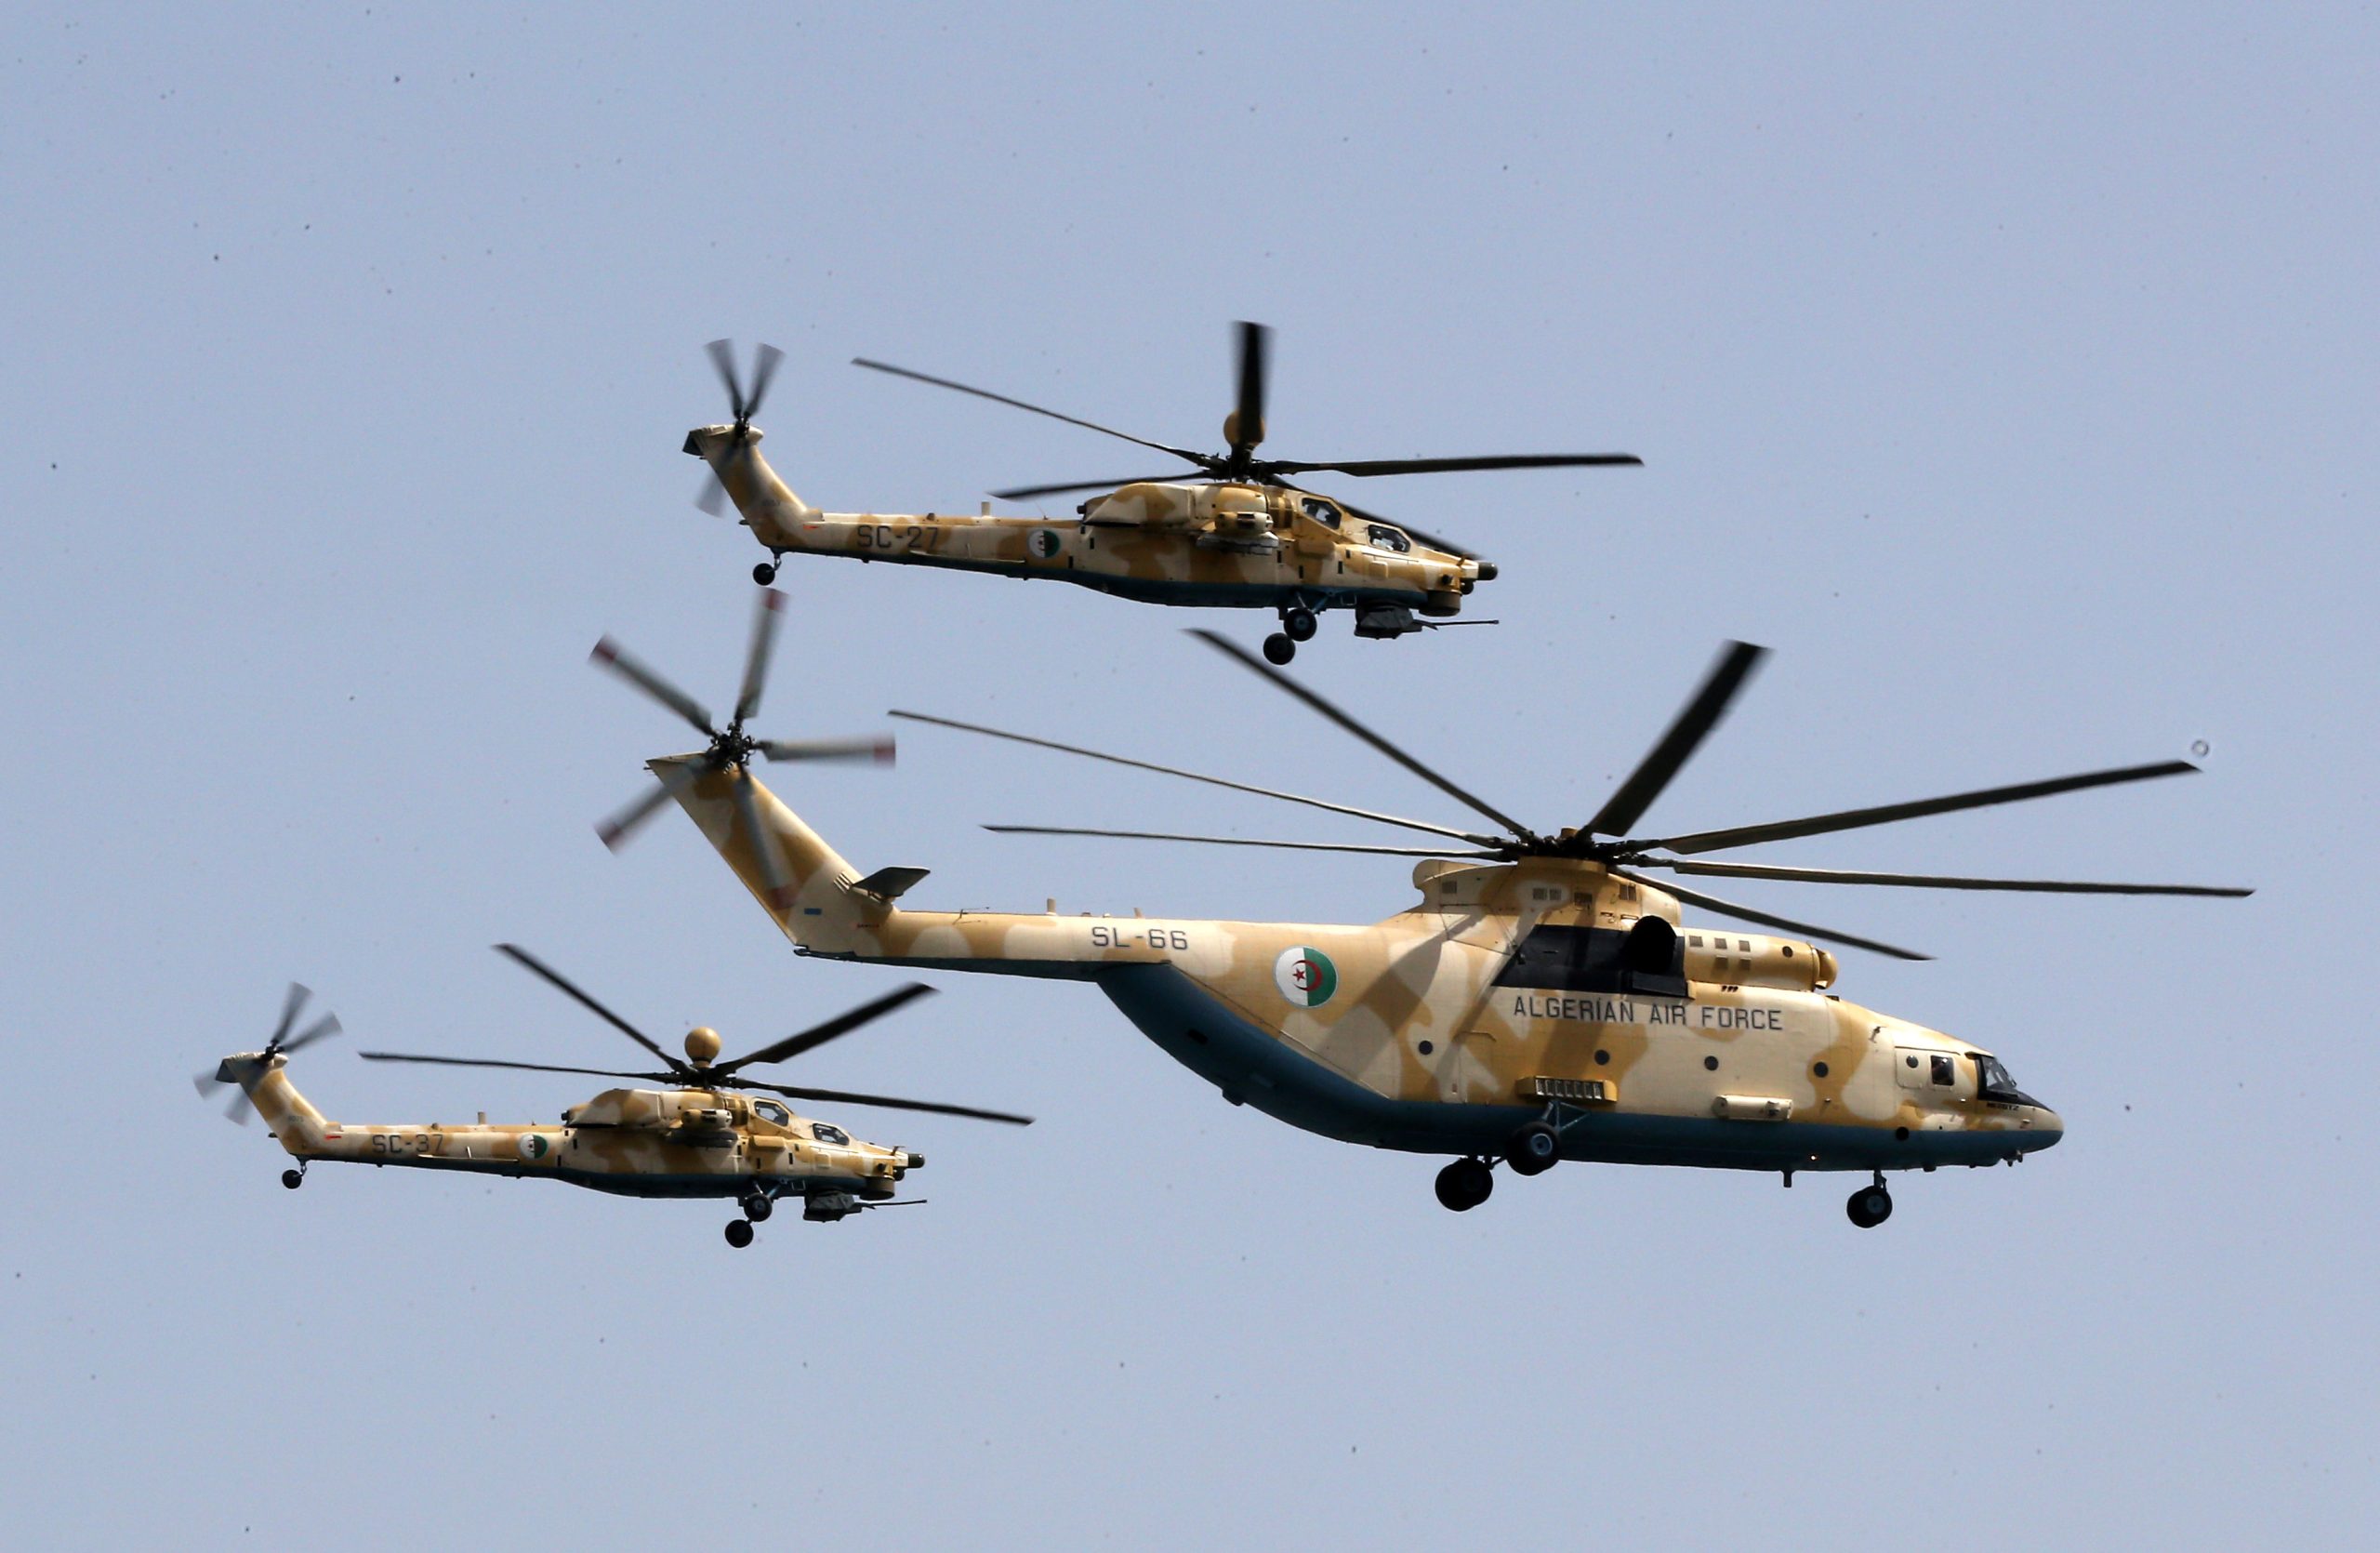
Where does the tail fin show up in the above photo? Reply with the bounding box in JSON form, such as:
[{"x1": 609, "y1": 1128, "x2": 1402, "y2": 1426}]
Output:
[
  {"x1": 215, "y1": 1054, "x2": 331, "y2": 1157},
  {"x1": 659, "y1": 760, "x2": 911, "y2": 957},
  {"x1": 684, "y1": 425, "x2": 816, "y2": 541}
]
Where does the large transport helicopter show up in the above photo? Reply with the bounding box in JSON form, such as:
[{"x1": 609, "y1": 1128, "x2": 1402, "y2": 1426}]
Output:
[
  {"x1": 686, "y1": 325, "x2": 1639, "y2": 664},
  {"x1": 620, "y1": 630, "x2": 2248, "y2": 1226},
  {"x1": 196, "y1": 950, "x2": 1031, "y2": 1248}
]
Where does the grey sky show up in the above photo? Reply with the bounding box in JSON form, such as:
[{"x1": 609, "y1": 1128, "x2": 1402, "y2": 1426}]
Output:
[{"x1": 3, "y1": 4, "x2": 2373, "y2": 1547}]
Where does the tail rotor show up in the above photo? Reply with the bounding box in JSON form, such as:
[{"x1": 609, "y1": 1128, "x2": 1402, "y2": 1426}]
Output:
[
  {"x1": 195, "y1": 981, "x2": 343, "y2": 1125},
  {"x1": 694, "y1": 338, "x2": 786, "y2": 515}
]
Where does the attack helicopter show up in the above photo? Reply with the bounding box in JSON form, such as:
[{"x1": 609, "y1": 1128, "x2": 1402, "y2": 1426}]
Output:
[
  {"x1": 634, "y1": 632, "x2": 2249, "y2": 1227},
  {"x1": 687, "y1": 325, "x2": 1639, "y2": 664},
  {"x1": 197, "y1": 949, "x2": 1031, "y2": 1247}
]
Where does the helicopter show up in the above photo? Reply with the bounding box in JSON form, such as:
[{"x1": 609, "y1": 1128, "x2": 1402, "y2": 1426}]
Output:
[
  {"x1": 686, "y1": 325, "x2": 1640, "y2": 664},
  {"x1": 635, "y1": 631, "x2": 2249, "y2": 1226},
  {"x1": 196, "y1": 949, "x2": 1032, "y2": 1247}
]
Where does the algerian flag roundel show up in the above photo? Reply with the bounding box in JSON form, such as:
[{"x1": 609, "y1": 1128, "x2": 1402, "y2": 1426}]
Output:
[
  {"x1": 518, "y1": 1133, "x2": 550, "y2": 1161},
  {"x1": 1274, "y1": 945, "x2": 1339, "y2": 1008},
  {"x1": 1028, "y1": 528, "x2": 1063, "y2": 559}
]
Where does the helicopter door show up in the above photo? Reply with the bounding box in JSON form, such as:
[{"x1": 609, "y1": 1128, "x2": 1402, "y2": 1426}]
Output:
[{"x1": 1895, "y1": 1048, "x2": 1964, "y2": 1095}]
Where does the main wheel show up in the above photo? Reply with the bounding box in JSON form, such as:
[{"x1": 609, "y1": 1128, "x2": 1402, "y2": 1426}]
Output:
[
  {"x1": 742, "y1": 1193, "x2": 774, "y2": 1223},
  {"x1": 752, "y1": 562, "x2": 778, "y2": 586},
  {"x1": 280, "y1": 1169, "x2": 304, "y2": 1191},
  {"x1": 1263, "y1": 632, "x2": 1297, "y2": 665},
  {"x1": 1283, "y1": 607, "x2": 1318, "y2": 642},
  {"x1": 1506, "y1": 1122, "x2": 1560, "y2": 1176},
  {"x1": 1845, "y1": 1184, "x2": 1893, "y2": 1228},
  {"x1": 724, "y1": 1218, "x2": 756, "y2": 1248},
  {"x1": 1434, "y1": 1157, "x2": 1494, "y2": 1212}
]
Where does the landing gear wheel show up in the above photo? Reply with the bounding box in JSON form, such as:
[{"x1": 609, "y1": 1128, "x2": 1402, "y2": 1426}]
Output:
[
  {"x1": 741, "y1": 1193, "x2": 774, "y2": 1223},
  {"x1": 724, "y1": 1218, "x2": 756, "y2": 1248},
  {"x1": 1263, "y1": 632, "x2": 1297, "y2": 666},
  {"x1": 1506, "y1": 1122, "x2": 1561, "y2": 1176},
  {"x1": 1845, "y1": 1184, "x2": 1893, "y2": 1228},
  {"x1": 280, "y1": 1169, "x2": 304, "y2": 1190},
  {"x1": 752, "y1": 562, "x2": 778, "y2": 586},
  {"x1": 1434, "y1": 1157, "x2": 1494, "y2": 1212},
  {"x1": 1283, "y1": 606, "x2": 1318, "y2": 642}
]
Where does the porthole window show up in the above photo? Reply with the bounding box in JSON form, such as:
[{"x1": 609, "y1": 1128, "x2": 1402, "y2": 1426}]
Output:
[
  {"x1": 1417, "y1": 1040, "x2": 1435, "y2": 1055},
  {"x1": 1593, "y1": 1049, "x2": 1610, "y2": 1066},
  {"x1": 1813, "y1": 1061, "x2": 1830, "y2": 1079},
  {"x1": 1703, "y1": 1055, "x2": 1719, "y2": 1071}
]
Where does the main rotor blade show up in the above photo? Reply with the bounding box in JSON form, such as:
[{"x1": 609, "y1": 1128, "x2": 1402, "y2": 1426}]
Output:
[
  {"x1": 706, "y1": 338, "x2": 747, "y2": 418},
  {"x1": 358, "y1": 1051, "x2": 668, "y2": 1082},
  {"x1": 715, "y1": 983, "x2": 938, "y2": 1076},
  {"x1": 852, "y1": 357, "x2": 1211, "y2": 465},
  {"x1": 757, "y1": 737, "x2": 896, "y2": 764},
  {"x1": 494, "y1": 943, "x2": 688, "y2": 1075},
  {"x1": 1587, "y1": 641, "x2": 1768, "y2": 837},
  {"x1": 985, "y1": 824, "x2": 1500, "y2": 859},
  {"x1": 589, "y1": 637, "x2": 715, "y2": 737},
  {"x1": 989, "y1": 475, "x2": 1198, "y2": 502},
  {"x1": 1614, "y1": 869, "x2": 1929, "y2": 962},
  {"x1": 741, "y1": 1077, "x2": 1035, "y2": 1126},
  {"x1": 280, "y1": 1012, "x2": 342, "y2": 1055},
  {"x1": 734, "y1": 587, "x2": 787, "y2": 725},
  {"x1": 733, "y1": 769, "x2": 795, "y2": 910},
  {"x1": 1642, "y1": 760, "x2": 2204, "y2": 856},
  {"x1": 1232, "y1": 320, "x2": 1270, "y2": 454},
  {"x1": 1189, "y1": 629, "x2": 1539, "y2": 843},
  {"x1": 270, "y1": 982, "x2": 310, "y2": 1050},
  {"x1": 1269, "y1": 453, "x2": 1644, "y2": 477},
  {"x1": 1656, "y1": 858, "x2": 2256, "y2": 897},
  {"x1": 892, "y1": 709, "x2": 1497, "y2": 845},
  {"x1": 596, "y1": 761, "x2": 707, "y2": 852}
]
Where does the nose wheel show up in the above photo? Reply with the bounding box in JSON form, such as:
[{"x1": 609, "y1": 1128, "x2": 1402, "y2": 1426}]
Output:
[
  {"x1": 280, "y1": 1167, "x2": 305, "y2": 1190},
  {"x1": 1263, "y1": 605, "x2": 1321, "y2": 665},
  {"x1": 1845, "y1": 1175, "x2": 1894, "y2": 1228},
  {"x1": 752, "y1": 560, "x2": 779, "y2": 586},
  {"x1": 724, "y1": 1217, "x2": 756, "y2": 1248}
]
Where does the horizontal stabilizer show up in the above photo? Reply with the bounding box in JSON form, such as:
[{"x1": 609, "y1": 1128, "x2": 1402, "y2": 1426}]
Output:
[{"x1": 853, "y1": 866, "x2": 931, "y2": 901}]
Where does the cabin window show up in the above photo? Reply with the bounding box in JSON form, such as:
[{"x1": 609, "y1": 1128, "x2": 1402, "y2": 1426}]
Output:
[
  {"x1": 1366, "y1": 524, "x2": 1413, "y2": 553},
  {"x1": 811, "y1": 1122, "x2": 851, "y2": 1146},
  {"x1": 752, "y1": 1100, "x2": 791, "y2": 1126},
  {"x1": 1930, "y1": 1054, "x2": 1956, "y2": 1087},
  {"x1": 1301, "y1": 498, "x2": 1342, "y2": 529}
]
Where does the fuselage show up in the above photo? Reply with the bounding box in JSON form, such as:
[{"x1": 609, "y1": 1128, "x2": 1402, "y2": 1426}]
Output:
[
  {"x1": 666, "y1": 763, "x2": 2065, "y2": 1176},
  {"x1": 687, "y1": 424, "x2": 1484, "y2": 620},
  {"x1": 215, "y1": 1055, "x2": 915, "y2": 1201}
]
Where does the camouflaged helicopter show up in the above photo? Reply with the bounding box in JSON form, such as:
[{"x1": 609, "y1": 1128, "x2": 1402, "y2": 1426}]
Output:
[
  {"x1": 196, "y1": 949, "x2": 1031, "y2": 1247},
  {"x1": 687, "y1": 325, "x2": 1639, "y2": 665},
  {"x1": 624, "y1": 630, "x2": 2249, "y2": 1227}
]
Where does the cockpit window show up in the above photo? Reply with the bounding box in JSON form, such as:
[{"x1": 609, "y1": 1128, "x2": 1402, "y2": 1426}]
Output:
[
  {"x1": 1300, "y1": 498, "x2": 1342, "y2": 529},
  {"x1": 811, "y1": 1122, "x2": 850, "y2": 1146},
  {"x1": 1976, "y1": 1055, "x2": 2021, "y2": 1097},
  {"x1": 1365, "y1": 523, "x2": 1412, "y2": 553},
  {"x1": 752, "y1": 1100, "x2": 791, "y2": 1126}
]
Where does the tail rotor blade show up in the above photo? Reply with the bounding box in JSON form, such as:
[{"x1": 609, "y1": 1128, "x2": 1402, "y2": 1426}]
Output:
[
  {"x1": 706, "y1": 338, "x2": 747, "y2": 420},
  {"x1": 596, "y1": 763, "x2": 704, "y2": 852},
  {"x1": 756, "y1": 737, "x2": 896, "y2": 764},
  {"x1": 733, "y1": 770, "x2": 796, "y2": 910},
  {"x1": 694, "y1": 468, "x2": 731, "y2": 516},
  {"x1": 734, "y1": 589, "x2": 787, "y2": 725},
  {"x1": 270, "y1": 982, "x2": 310, "y2": 1051},
  {"x1": 193, "y1": 1069, "x2": 223, "y2": 1099},
  {"x1": 281, "y1": 1012, "x2": 342, "y2": 1055},
  {"x1": 589, "y1": 637, "x2": 716, "y2": 737},
  {"x1": 745, "y1": 342, "x2": 784, "y2": 421},
  {"x1": 223, "y1": 1088, "x2": 255, "y2": 1125}
]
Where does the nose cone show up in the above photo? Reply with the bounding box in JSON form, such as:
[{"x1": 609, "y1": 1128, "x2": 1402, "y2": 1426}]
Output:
[{"x1": 2021, "y1": 1101, "x2": 2065, "y2": 1151}]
